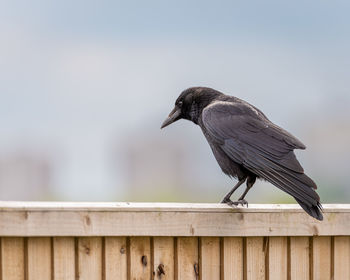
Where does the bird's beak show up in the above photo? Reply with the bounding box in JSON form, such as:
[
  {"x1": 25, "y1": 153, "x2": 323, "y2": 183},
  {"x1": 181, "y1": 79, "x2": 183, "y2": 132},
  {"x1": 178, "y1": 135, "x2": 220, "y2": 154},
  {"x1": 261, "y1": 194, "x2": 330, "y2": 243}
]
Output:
[{"x1": 161, "y1": 107, "x2": 181, "y2": 129}]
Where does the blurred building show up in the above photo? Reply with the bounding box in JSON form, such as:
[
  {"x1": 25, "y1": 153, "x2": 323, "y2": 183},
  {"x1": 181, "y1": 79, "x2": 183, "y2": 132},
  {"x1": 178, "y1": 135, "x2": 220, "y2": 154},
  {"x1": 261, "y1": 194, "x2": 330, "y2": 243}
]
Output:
[
  {"x1": 0, "y1": 151, "x2": 52, "y2": 200},
  {"x1": 118, "y1": 131, "x2": 189, "y2": 201},
  {"x1": 300, "y1": 109, "x2": 350, "y2": 202}
]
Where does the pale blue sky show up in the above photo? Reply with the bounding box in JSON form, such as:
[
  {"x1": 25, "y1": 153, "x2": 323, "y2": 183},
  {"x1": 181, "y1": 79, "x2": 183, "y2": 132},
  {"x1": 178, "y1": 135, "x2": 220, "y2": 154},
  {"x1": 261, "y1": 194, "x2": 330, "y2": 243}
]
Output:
[{"x1": 0, "y1": 1, "x2": 349, "y2": 201}]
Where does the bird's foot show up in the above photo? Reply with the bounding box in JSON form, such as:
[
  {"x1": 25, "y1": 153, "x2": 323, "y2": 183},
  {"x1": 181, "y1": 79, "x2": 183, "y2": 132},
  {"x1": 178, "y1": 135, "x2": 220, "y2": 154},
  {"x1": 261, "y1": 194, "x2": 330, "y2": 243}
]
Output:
[{"x1": 225, "y1": 199, "x2": 248, "y2": 208}]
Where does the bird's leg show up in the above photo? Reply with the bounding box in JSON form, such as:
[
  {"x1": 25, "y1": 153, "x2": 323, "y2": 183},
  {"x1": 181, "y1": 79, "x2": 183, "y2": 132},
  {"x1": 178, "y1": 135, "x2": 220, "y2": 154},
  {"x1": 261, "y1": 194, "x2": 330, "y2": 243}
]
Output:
[
  {"x1": 220, "y1": 177, "x2": 246, "y2": 204},
  {"x1": 229, "y1": 176, "x2": 256, "y2": 207}
]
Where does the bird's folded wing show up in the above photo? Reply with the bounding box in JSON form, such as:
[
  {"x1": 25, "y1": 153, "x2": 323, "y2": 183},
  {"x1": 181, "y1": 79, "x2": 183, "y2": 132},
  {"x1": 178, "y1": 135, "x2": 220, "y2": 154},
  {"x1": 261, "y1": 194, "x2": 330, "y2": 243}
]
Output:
[{"x1": 202, "y1": 102, "x2": 319, "y2": 205}]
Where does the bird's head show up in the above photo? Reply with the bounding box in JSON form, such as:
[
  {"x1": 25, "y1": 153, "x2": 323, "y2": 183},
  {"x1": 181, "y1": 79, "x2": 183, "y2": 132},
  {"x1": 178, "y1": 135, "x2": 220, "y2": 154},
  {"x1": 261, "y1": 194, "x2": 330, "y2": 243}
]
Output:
[{"x1": 161, "y1": 87, "x2": 222, "y2": 129}]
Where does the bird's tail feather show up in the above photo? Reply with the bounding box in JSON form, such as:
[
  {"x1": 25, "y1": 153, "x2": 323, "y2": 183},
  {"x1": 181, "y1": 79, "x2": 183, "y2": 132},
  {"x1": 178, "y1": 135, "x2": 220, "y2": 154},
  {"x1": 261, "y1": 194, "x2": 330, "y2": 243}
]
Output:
[
  {"x1": 294, "y1": 198, "x2": 323, "y2": 221},
  {"x1": 243, "y1": 152, "x2": 323, "y2": 220},
  {"x1": 263, "y1": 170, "x2": 323, "y2": 221},
  {"x1": 250, "y1": 158, "x2": 323, "y2": 221}
]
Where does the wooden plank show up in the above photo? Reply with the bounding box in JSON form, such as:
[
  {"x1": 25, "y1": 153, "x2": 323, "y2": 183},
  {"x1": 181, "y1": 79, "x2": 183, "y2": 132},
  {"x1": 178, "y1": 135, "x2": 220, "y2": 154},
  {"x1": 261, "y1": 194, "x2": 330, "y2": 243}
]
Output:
[
  {"x1": 268, "y1": 237, "x2": 287, "y2": 280},
  {"x1": 153, "y1": 237, "x2": 174, "y2": 280},
  {"x1": 290, "y1": 237, "x2": 309, "y2": 279},
  {"x1": 0, "y1": 208, "x2": 346, "y2": 237},
  {"x1": 245, "y1": 237, "x2": 265, "y2": 280},
  {"x1": 312, "y1": 236, "x2": 331, "y2": 280},
  {"x1": 222, "y1": 237, "x2": 243, "y2": 280},
  {"x1": 104, "y1": 237, "x2": 127, "y2": 280},
  {"x1": 53, "y1": 237, "x2": 75, "y2": 280},
  {"x1": 176, "y1": 237, "x2": 199, "y2": 280},
  {"x1": 1, "y1": 237, "x2": 25, "y2": 280},
  {"x1": 77, "y1": 237, "x2": 102, "y2": 280},
  {"x1": 27, "y1": 237, "x2": 52, "y2": 280},
  {"x1": 200, "y1": 237, "x2": 220, "y2": 280},
  {"x1": 129, "y1": 237, "x2": 151, "y2": 280},
  {"x1": 0, "y1": 202, "x2": 349, "y2": 212},
  {"x1": 334, "y1": 236, "x2": 350, "y2": 279}
]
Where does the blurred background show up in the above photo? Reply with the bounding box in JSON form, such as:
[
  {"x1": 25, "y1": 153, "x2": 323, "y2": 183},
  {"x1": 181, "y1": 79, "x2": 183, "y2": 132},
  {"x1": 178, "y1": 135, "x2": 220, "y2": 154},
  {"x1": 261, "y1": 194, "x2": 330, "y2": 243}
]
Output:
[{"x1": 0, "y1": 1, "x2": 349, "y2": 203}]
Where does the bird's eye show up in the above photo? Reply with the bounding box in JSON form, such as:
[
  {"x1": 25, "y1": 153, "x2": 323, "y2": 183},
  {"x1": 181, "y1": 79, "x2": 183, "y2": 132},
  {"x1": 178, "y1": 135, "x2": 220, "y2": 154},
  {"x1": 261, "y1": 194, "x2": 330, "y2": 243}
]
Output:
[{"x1": 178, "y1": 101, "x2": 183, "y2": 106}]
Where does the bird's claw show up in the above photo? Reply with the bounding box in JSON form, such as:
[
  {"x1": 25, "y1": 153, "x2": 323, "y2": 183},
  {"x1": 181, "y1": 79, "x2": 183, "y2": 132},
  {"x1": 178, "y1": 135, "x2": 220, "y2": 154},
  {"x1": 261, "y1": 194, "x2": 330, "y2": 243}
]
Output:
[{"x1": 225, "y1": 199, "x2": 248, "y2": 208}]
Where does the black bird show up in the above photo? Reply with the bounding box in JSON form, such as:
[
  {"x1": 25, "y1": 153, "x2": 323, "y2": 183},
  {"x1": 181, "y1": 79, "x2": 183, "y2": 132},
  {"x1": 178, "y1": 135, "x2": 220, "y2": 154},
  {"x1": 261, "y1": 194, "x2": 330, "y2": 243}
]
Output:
[{"x1": 161, "y1": 87, "x2": 323, "y2": 221}]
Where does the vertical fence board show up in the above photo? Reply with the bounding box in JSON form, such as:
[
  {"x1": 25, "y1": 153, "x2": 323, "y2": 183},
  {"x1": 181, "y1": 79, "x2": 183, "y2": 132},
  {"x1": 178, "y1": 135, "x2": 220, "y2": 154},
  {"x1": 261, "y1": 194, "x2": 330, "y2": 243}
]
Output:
[
  {"x1": 27, "y1": 237, "x2": 52, "y2": 280},
  {"x1": 104, "y1": 237, "x2": 127, "y2": 280},
  {"x1": 200, "y1": 237, "x2": 220, "y2": 280},
  {"x1": 334, "y1": 236, "x2": 350, "y2": 279},
  {"x1": 176, "y1": 237, "x2": 199, "y2": 280},
  {"x1": 1, "y1": 237, "x2": 25, "y2": 280},
  {"x1": 129, "y1": 237, "x2": 151, "y2": 280},
  {"x1": 312, "y1": 236, "x2": 331, "y2": 280},
  {"x1": 53, "y1": 237, "x2": 75, "y2": 280},
  {"x1": 222, "y1": 237, "x2": 243, "y2": 280},
  {"x1": 245, "y1": 237, "x2": 265, "y2": 280},
  {"x1": 268, "y1": 237, "x2": 287, "y2": 280},
  {"x1": 77, "y1": 237, "x2": 102, "y2": 280},
  {"x1": 290, "y1": 237, "x2": 309, "y2": 280},
  {"x1": 153, "y1": 237, "x2": 174, "y2": 280}
]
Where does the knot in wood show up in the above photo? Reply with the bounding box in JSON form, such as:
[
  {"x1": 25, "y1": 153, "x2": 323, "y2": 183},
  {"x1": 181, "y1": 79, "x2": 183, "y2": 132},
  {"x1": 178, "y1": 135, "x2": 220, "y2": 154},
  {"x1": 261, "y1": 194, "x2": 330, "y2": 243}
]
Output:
[
  {"x1": 120, "y1": 247, "x2": 126, "y2": 254},
  {"x1": 83, "y1": 245, "x2": 90, "y2": 255},
  {"x1": 141, "y1": 255, "x2": 147, "y2": 266},
  {"x1": 84, "y1": 215, "x2": 91, "y2": 226},
  {"x1": 157, "y1": 263, "x2": 165, "y2": 276},
  {"x1": 194, "y1": 263, "x2": 199, "y2": 276}
]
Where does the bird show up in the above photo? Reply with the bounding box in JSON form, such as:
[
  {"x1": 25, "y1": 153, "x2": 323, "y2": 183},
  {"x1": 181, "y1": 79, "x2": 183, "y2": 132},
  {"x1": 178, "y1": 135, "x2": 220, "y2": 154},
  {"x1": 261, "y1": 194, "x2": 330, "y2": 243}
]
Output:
[{"x1": 161, "y1": 87, "x2": 323, "y2": 221}]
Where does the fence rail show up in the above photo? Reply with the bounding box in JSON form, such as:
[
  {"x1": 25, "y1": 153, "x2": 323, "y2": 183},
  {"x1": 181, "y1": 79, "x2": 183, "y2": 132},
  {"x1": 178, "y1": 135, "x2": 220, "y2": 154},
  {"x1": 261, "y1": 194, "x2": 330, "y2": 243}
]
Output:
[{"x1": 0, "y1": 202, "x2": 349, "y2": 279}]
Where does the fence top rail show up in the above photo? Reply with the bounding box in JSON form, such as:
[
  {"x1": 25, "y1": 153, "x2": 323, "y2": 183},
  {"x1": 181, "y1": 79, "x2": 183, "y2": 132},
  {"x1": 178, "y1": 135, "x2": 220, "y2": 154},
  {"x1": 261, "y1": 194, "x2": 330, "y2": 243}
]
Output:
[
  {"x1": 0, "y1": 202, "x2": 349, "y2": 237},
  {"x1": 0, "y1": 201, "x2": 349, "y2": 212}
]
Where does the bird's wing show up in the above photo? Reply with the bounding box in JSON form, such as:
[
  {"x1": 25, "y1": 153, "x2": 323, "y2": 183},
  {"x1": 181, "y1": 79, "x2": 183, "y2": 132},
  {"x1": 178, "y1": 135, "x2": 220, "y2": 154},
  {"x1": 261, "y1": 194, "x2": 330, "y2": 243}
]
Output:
[
  {"x1": 202, "y1": 101, "x2": 320, "y2": 209},
  {"x1": 202, "y1": 101, "x2": 306, "y2": 171}
]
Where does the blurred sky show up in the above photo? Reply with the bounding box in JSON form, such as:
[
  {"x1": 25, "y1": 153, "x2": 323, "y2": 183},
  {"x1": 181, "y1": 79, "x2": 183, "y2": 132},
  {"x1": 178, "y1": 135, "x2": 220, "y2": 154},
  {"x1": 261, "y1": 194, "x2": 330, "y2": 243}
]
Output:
[{"x1": 0, "y1": 1, "x2": 349, "y2": 202}]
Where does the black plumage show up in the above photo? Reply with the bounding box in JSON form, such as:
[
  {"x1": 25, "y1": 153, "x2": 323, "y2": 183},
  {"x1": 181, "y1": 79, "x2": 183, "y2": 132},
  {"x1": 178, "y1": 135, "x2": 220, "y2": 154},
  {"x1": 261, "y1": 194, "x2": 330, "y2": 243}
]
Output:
[{"x1": 161, "y1": 87, "x2": 323, "y2": 221}]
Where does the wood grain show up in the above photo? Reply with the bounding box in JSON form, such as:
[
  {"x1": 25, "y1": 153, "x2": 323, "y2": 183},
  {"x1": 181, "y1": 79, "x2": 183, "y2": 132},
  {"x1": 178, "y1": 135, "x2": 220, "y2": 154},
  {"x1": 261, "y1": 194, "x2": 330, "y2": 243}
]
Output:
[
  {"x1": 104, "y1": 237, "x2": 127, "y2": 280},
  {"x1": 129, "y1": 237, "x2": 151, "y2": 280},
  {"x1": 77, "y1": 237, "x2": 102, "y2": 280},
  {"x1": 222, "y1": 237, "x2": 243, "y2": 280},
  {"x1": 268, "y1": 237, "x2": 287, "y2": 280},
  {"x1": 334, "y1": 236, "x2": 350, "y2": 279},
  {"x1": 153, "y1": 237, "x2": 174, "y2": 280},
  {"x1": 27, "y1": 237, "x2": 52, "y2": 280},
  {"x1": 176, "y1": 237, "x2": 199, "y2": 280},
  {"x1": 290, "y1": 237, "x2": 309, "y2": 280},
  {"x1": 200, "y1": 237, "x2": 220, "y2": 280},
  {"x1": 245, "y1": 237, "x2": 265, "y2": 280},
  {"x1": 0, "y1": 203, "x2": 347, "y2": 237},
  {"x1": 53, "y1": 237, "x2": 75, "y2": 280},
  {"x1": 0, "y1": 203, "x2": 349, "y2": 279},
  {"x1": 312, "y1": 236, "x2": 331, "y2": 280},
  {"x1": 1, "y1": 237, "x2": 25, "y2": 280}
]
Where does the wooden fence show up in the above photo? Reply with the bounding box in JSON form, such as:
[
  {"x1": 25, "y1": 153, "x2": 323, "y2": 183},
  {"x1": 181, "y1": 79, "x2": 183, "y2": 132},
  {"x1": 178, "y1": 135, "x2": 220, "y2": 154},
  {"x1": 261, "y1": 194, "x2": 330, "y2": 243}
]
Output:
[{"x1": 0, "y1": 202, "x2": 349, "y2": 280}]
